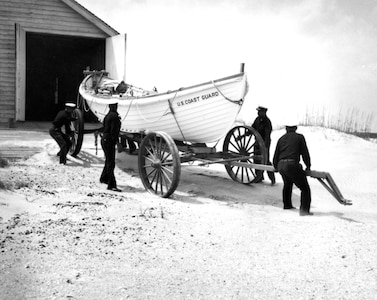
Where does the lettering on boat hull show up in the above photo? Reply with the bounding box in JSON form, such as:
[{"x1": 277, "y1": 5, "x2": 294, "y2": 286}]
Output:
[{"x1": 176, "y1": 91, "x2": 219, "y2": 107}]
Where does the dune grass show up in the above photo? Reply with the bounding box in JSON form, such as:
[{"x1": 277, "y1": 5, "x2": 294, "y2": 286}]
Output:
[{"x1": 301, "y1": 105, "x2": 375, "y2": 134}]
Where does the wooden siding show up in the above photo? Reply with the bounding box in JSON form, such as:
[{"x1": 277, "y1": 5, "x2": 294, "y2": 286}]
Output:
[
  {"x1": 0, "y1": 0, "x2": 117, "y2": 125},
  {"x1": 0, "y1": 0, "x2": 114, "y2": 37}
]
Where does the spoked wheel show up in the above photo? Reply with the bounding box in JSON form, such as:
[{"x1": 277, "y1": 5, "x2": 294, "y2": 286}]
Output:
[
  {"x1": 69, "y1": 108, "x2": 84, "y2": 157},
  {"x1": 138, "y1": 131, "x2": 181, "y2": 198},
  {"x1": 223, "y1": 125, "x2": 267, "y2": 184}
]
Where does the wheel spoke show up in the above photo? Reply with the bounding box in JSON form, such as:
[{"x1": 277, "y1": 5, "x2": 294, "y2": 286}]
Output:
[
  {"x1": 240, "y1": 167, "x2": 244, "y2": 182},
  {"x1": 161, "y1": 148, "x2": 171, "y2": 162},
  {"x1": 144, "y1": 166, "x2": 156, "y2": 179},
  {"x1": 234, "y1": 165, "x2": 241, "y2": 178},
  {"x1": 241, "y1": 168, "x2": 247, "y2": 182},
  {"x1": 148, "y1": 139, "x2": 157, "y2": 156},
  {"x1": 244, "y1": 168, "x2": 252, "y2": 182},
  {"x1": 156, "y1": 137, "x2": 161, "y2": 158},
  {"x1": 159, "y1": 170, "x2": 167, "y2": 195},
  {"x1": 229, "y1": 139, "x2": 241, "y2": 152},
  {"x1": 161, "y1": 165, "x2": 174, "y2": 175},
  {"x1": 161, "y1": 169, "x2": 171, "y2": 195},
  {"x1": 150, "y1": 169, "x2": 158, "y2": 189},
  {"x1": 236, "y1": 128, "x2": 243, "y2": 147},
  {"x1": 143, "y1": 155, "x2": 155, "y2": 164},
  {"x1": 154, "y1": 170, "x2": 161, "y2": 194},
  {"x1": 157, "y1": 170, "x2": 167, "y2": 195},
  {"x1": 244, "y1": 136, "x2": 255, "y2": 152},
  {"x1": 155, "y1": 137, "x2": 160, "y2": 156},
  {"x1": 145, "y1": 146, "x2": 156, "y2": 160},
  {"x1": 158, "y1": 175, "x2": 165, "y2": 192},
  {"x1": 243, "y1": 167, "x2": 249, "y2": 182},
  {"x1": 161, "y1": 167, "x2": 173, "y2": 183},
  {"x1": 143, "y1": 164, "x2": 155, "y2": 174}
]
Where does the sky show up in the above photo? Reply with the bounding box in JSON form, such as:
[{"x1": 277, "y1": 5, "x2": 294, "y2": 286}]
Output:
[{"x1": 76, "y1": 0, "x2": 377, "y2": 131}]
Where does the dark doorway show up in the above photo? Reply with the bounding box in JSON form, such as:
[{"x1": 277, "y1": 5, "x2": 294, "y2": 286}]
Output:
[{"x1": 26, "y1": 32, "x2": 105, "y2": 121}]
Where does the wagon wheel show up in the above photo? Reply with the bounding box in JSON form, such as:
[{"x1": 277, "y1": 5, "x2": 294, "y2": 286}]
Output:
[
  {"x1": 69, "y1": 108, "x2": 84, "y2": 157},
  {"x1": 223, "y1": 125, "x2": 267, "y2": 184},
  {"x1": 138, "y1": 131, "x2": 181, "y2": 198}
]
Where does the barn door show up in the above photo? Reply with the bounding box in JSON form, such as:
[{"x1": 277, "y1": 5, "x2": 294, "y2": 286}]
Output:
[
  {"x1": 15, "y1": 24, "x2": 26, "y2": 121},
  {"x1": 105, "y1": 34, "x2": 127, "y2": 81}
]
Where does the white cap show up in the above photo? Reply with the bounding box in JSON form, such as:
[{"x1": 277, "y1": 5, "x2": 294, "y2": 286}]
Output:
[
  {"x1": 107, "y1": 99, "x2": 118, "y2": 105},
  {"x1": 65, "y1": 102, "x2": 76, "y2": 108}
]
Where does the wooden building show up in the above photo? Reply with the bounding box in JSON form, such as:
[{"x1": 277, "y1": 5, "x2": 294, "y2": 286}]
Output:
[{"x1": 0, "y1": 0, "x2": 126, "y2": 126}]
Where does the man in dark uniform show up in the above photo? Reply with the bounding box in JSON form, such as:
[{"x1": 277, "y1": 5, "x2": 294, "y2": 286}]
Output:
[
  {"x1": 252, "y1": 106, "x2": 276, "y2": 185},
  {"x1": 273, "y1": 122, "x2": 312, "y2": 216},
  {"x1": 49, "y1": 102, "x2": 76, "y2": 165},
  {"x1": 100, "y1": 100, "x2": 122, "y2": 192}
]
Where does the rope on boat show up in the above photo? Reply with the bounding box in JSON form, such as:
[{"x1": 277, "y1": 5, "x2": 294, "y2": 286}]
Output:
[
  {"x1": 77, "y1": 93, "x2": 91, "y2": 113},
  {"x1": 213, "y1": 139, "x2": 220, "y2": 148},
  {"x1": 121, "y1": 99, "x2": 134, "y2": 123},
  {"x1": 135, "y1": 100, "x2": 170, "y2": 123},
  {"x1": 211, "y1": 80, "x2": 244, "y2": 105},
  {"x1": 77, "y1": 75, "x2": 96, "y2": 113},
  {"x1": 168, "y1": 91, "x2": 187, "y2": 141}
]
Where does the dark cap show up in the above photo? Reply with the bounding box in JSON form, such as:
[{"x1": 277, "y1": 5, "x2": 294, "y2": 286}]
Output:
[{"x1": 256, "y1": 106, "x2": 268, "y2": 111}]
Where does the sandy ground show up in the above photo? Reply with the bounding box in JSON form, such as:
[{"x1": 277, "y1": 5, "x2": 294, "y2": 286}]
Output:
[{"x1": 0, "y1": 126, "x2": 377, "y2": 299}]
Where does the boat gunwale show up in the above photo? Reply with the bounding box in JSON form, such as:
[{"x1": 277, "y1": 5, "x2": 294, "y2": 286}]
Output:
[{"x1": 80, "y1": 72, "x2": 246, "y2": 101}]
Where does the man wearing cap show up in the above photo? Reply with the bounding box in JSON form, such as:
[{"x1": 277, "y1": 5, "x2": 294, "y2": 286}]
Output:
[
  {"x1": 252, "y1": 106, "x2": 276, "y2": 185},
  {"x1": 100, "y1": 100, "x2": 122, "y2": 192},
  {"x1": 273, "y1": 122, "x2": 312, "y2": 216},
  {"x1": 49, "y1": 102, "x2": 76, "y2": 164}
]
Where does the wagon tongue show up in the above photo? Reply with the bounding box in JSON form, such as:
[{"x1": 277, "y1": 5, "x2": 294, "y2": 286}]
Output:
[{"x1": 306, "y1": 170, "x2": 352, "y2": 205}]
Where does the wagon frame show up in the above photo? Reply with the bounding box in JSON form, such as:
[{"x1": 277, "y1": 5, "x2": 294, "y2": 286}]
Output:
[{"x1": 67, "y1": 109, "x2": 352, "y2": 206}]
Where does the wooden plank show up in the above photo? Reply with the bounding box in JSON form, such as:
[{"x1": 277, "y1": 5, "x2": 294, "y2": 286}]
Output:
[
  {"x1": 0, "y1": 10, "x2": 107, "y2": 23},
  {"x1": 306, "y1": 170, "x2": 328, "y2": 178},
  {"x1": 0, "y1": 63, "x2": 15, "y2": 70},
  {"x1": 0, "y1": 75, "x2": 15, "y2": 82},
  {"x1": 0, "y1": 1, "x2": 110, "y2": 37},
  {"x1": 1, "y1": 19, "x2": 106, "y2": 37},
  {"x1": 0, "y1": 110, "x2": 16, "y2": 116}
]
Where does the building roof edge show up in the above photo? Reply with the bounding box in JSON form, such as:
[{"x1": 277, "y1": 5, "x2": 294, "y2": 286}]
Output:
[{"x1": 61, "y1": 0, "x2": 120, "y2": 36}]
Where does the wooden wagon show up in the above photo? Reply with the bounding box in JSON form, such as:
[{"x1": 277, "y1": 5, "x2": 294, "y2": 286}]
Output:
[{"x1": 67, "y1": 66, "x2": 352, "y2": 206}]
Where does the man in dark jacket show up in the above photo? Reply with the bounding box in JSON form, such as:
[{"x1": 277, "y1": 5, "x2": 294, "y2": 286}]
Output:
[
  {"x1": 273, "y1": 123, "x2": 312, "y2": 216},
  {"x1": 49, "y1": 102, "x2": 76, "y2": 164},
  {"x1": 100, "y1": 100, "x2": 122, "y2": 192},
  {"x1": 252, "y1": 106, "x2": 275, "y2": 185}
]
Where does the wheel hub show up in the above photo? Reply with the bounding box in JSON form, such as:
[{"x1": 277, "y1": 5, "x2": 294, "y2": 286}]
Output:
[
  {"x1": 151, "y1": 159, "x2": 162, "y2": 168},
  {"x1": 239, "y1": 147, "x2": 249, "y2": 156}
]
